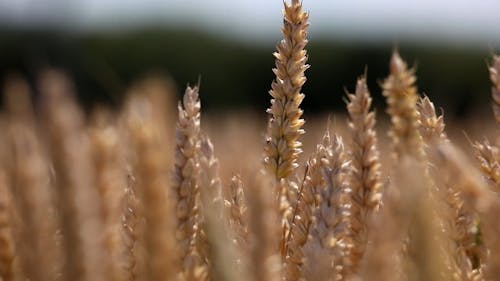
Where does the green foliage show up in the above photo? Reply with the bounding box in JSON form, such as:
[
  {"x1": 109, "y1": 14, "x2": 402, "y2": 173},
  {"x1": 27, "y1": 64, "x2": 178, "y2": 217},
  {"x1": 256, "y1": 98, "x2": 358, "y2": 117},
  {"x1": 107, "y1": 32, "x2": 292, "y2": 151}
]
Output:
[{"x1": 0, "y1": 27, "x2": 491, "y2": 117}]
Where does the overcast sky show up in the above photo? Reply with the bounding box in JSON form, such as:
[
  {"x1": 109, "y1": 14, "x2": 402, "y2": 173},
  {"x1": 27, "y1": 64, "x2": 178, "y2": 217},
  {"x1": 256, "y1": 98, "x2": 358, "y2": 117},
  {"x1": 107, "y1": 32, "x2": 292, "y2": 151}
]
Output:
[{"x1": 1, "y1": 0, "x2": 500, "y2": 45}]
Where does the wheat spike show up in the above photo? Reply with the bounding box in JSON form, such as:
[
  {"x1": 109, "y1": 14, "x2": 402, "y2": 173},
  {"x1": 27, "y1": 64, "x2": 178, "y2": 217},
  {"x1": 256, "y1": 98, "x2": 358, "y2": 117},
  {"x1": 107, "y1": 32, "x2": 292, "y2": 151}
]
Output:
[
  {"x1": 199, "y1": 136, "x2": 244, "y2": 281},
  {"x1": 382, "y1": 51, "x2": 425, "y2": 161},
  {"x1": 3, "y1": 76, "x2": 59, "y2": 281},
  {"x1": 39, "y1": 70, "x2": 107, "y2": 281},
  {"x1": 346, "y1": 75, "x2": 383, "y2": 272},
  {"x1": 416, "y1": 95, "x2": 483, "y2": 277},
  {"x1": 489, "y1": 55, "x2": 500, "y2": 124},
  {"x1": 310, "y1": 132, "x2": 351, "y2": 281},
  {"x1": 225, "y1": 174, "x2": 249, "y2": 251},
  {"x1": 264, "y1": 0, "x2": 309, "y2": 180},
  {"x1": 120, "y1": 171, "x2": 142, "y2": 281},
  {"x1": 124, "y1": 91, "x2": 178, "y2": 281},
  {"x1": 417, "y1": 95, "x2": 447, "y2": 144},
  {"x1": 173, "y1": 85, "x2": 205, "y2": 279},
  {"x1": 0, "y1": 170, "x2": 16, "y2": 281},
  {"x1": 198, "y1": 134, "x2": 224, "y2": 279},
  {"x1": 473, "y1": 139, "x2": 500, "y2": 190},
  {"x1": 432, "y1": 143, "x2": 496, "y2": 280},
  {"x1": 89, "y1": 109, "x2": 128, "y2": 281}
]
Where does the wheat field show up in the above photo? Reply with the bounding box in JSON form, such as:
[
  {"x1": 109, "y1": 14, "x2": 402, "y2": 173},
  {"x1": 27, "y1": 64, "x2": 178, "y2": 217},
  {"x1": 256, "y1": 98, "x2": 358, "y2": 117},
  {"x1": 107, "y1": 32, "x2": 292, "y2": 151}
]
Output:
[{"x1": 1, "y1": 1, "x2": 500, "y2": 281}]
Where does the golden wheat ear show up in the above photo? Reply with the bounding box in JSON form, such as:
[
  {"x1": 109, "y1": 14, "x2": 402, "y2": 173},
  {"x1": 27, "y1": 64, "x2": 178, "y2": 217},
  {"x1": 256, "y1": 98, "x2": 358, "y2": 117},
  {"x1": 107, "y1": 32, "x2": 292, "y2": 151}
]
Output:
[
  {"x1": 225, "y1": 174, "x2": 249, "y2": 253},
  {"x1": 89, "y1": 108, "x2": 129, "y2": 281},
  {"x1": 308, "y1": 131, "x2": 352, "y2": 280},
  {"x1": 264, "y1": 0, "x2": 309, "y2": 181},
  {"x1": 3, "y1": 76, "x2": 59, "y2": 281},
  {"x1": 416, "y1": 95, "x2": 485, "y2": 278},
  {"x1": 432, "y1": 143, "x2": 498, "y2": 279},
  {"x1": 472, "y1": 139, "x2": 500, "y2": 189},
  {"x1": 172, "y1": 85, "x2": 207, "y2": 280},
  {"x1": 38, "y1": 70, "x2": 107, "y2": 281},
  {"x1": 345, "y1": 75, "x2": 383, "y2": 274},
  {"x1": 489, "y1": 55, "x2": 500, "y2": 124},
  {"x1": 124, "y1": 89, "x2": 178, "y2": 281},
  {"x1": 417, "y1": 95, "x2": 447, "y2": 144},
  {"x1": 382, "y1": 51, "x2": 425, "y2": 161},
  {"x1": 0, "y1": 169, "x2": 16, "y2": 281}
]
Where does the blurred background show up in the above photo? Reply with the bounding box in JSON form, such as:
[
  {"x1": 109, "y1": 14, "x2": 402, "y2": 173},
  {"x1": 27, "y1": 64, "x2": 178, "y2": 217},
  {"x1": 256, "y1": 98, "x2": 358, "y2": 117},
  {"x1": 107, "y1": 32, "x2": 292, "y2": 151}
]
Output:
[{"x1": 1, "y1": 0, "x2": 500, "y2": 119}]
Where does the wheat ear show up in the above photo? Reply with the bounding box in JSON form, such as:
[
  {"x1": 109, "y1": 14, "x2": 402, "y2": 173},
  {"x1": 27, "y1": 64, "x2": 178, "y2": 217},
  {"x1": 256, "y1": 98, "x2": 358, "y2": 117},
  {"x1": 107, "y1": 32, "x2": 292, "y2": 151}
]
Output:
[
  {"x1": 382, "y1": 52, "x2": 425, "y2": 161},
  {"x1": 198, "y1": 134, "x2": 224, "y2": 278},
  {"x1": 311, "y1": 132, "x2": 351, "y2": 280},
  {"x1": 39, "y1": 70, "x2": 107, "y2": 281},
  {"x1": 125, "y1": 91, "x2": 178, "y2": 281},
  {"x1": 89, "y1": 109, "x2": 128, "y2": 281},
  {"x1": 416, "y1": 95, "x2": 483, "y2": 277},
  {"x1": 417, "y1": 95, "x2": 447, "y2": 144},
  {"x1": 0, "y1": 170, "x2": 16, "y2": 281},
  {"x1": 225, "y1": 174, "x2": 249, "y2": 251},
  {"x1": 346, "y1": 75, "x2": 383, "y2": 272},
  {"x1": 473, "y1": 140, "x2": 500, "y2": 190},
  {"x1": 489, "y1": 55, "x2": 500, "y2": 124},
  {"x1": 433, "y1": 143, "x2": 495, "y2": 280},
  {"x1": 173, "y1": 85, "x2": 205, "y2": 279},
  {"x1": 199, "y1": 136, "x2": 243, "y2": 281},
  {"x1": 121, "y1": 171, "x2": 141, "y2": 281},
  {"x1": 264, "y1": 0, "x2": 309, "y2": 180},
  {"x1": 4, "y1": 77, "x2": 59, "y2": 281}
]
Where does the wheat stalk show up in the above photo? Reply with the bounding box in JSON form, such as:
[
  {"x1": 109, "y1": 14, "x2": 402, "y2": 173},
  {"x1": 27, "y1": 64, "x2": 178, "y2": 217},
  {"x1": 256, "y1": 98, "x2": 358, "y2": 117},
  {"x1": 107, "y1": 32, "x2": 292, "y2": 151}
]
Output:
[{"x1": 283, "y1": 163, "x2": 315, "y2": 281}]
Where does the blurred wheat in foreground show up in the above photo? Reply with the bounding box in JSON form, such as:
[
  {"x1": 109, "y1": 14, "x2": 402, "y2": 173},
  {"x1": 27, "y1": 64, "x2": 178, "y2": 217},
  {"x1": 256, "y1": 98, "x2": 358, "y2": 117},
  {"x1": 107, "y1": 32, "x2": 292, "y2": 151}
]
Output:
[{"x1": 1, "y1": 1, "x2": 500, "y2": 281}]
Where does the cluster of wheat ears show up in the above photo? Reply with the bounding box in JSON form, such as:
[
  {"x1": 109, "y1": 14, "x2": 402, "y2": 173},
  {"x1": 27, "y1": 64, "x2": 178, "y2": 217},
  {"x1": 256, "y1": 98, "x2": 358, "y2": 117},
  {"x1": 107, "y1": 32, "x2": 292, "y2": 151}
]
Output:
[{"x1": 1, "y1": 1, "x2": 500, "y2": 281}]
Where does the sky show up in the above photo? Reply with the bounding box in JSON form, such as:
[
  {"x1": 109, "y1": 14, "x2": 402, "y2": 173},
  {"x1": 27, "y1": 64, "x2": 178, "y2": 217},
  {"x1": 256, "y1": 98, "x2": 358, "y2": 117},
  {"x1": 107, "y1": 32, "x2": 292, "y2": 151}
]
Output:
[{"x1": 1, "y1": 0, "x2": 500, "y2": 45}]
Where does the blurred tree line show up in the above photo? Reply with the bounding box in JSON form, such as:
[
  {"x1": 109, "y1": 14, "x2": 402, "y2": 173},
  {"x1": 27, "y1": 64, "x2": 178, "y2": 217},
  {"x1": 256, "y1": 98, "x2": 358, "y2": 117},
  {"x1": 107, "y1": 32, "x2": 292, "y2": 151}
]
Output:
[{"x1": 0, "y1": 27, "x2": 493, "y2": 118}]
